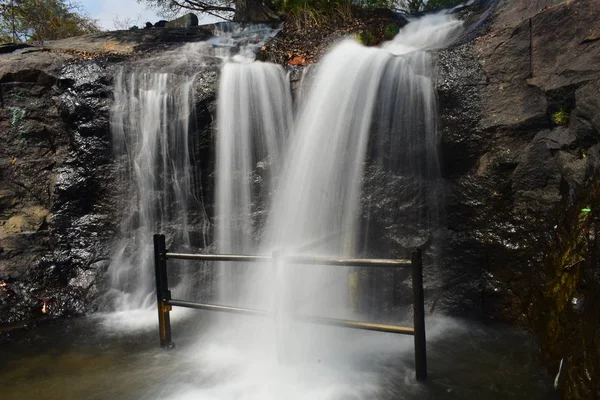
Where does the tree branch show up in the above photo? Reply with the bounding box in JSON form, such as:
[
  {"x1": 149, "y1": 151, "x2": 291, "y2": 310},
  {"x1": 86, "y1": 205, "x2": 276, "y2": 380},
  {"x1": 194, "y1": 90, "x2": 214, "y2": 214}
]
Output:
[
  {"x1": 170, "y1": 0, "x2": 234, "y2": 13},
  {"x1": 170, "y1": 0, "x2": 234, "y2": 20}
]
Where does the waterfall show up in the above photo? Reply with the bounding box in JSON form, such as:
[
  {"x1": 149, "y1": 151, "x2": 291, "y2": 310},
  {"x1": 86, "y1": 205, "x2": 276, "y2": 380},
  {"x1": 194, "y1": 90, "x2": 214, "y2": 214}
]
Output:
[
  {"x1": 107, "y1": 70, "x2": 200, "y2": 310},
  {"x1": 106, "y1": 25, "x2": 283, "y2": 313},
  {"x1": 209, "y1": 23, "x2": 281, "y2": 59},
  {"x1": 213, "y1": 12, "x2": 463, "y2": 357},
  {"x1": 215, "y1": 61, "x2": 292, "y2": 305}
]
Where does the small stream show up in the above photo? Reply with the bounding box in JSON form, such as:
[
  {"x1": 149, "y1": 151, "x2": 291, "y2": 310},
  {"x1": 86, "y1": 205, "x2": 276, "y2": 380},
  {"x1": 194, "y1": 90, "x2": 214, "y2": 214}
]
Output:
[{"x1": 1, "y1": 313, "x2": 555, "y2": 400}]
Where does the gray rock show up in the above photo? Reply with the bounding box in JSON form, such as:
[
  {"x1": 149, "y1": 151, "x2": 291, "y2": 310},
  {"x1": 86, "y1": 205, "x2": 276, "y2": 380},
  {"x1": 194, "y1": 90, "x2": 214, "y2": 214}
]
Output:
[
  {"x1": 165, "y1": 13, "x2": 199, "y2": 28},
  {"x1": 533, "y1": 127, "x2": 576, "y2": 151}
]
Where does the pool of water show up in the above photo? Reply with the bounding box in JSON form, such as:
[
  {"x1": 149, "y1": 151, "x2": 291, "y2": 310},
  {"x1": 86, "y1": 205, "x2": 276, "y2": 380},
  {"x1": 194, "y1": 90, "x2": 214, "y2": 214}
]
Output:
[{"x1": 0, "y1": 311, "x2": 555, "y2": 400}]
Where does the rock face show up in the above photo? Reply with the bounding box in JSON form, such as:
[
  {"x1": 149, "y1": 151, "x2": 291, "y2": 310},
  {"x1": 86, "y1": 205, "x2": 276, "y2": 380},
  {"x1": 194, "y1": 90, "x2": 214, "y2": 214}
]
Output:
[
  {"x1": 0, "y1": 48, "x2": 119, "y2": 323},
  {"x1": 43, "y1": 26, "x2": 212, "y2": 55},
  {"x1": 437, "y1": 0, "x2": 600, "y2": 398}
]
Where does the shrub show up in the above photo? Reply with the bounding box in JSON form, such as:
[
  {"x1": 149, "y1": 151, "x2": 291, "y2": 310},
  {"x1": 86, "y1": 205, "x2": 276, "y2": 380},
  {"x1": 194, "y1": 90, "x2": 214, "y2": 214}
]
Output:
[
  {"x1": 383, "y1": 22, "x2": 399, "y2": 39},
  {"x1": 551, "y1": 110, "x2": 569, "y2": 126}
]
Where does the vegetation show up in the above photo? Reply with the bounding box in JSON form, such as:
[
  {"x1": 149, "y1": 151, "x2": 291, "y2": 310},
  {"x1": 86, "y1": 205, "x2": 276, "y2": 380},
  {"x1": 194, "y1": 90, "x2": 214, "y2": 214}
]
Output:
[
  {"x1": 141, "y1": 0, "x2": 466, "y2": 23},
  {"x1": 353, "y1": 29, "x2": 377, "y2": 45},
  {"x1": 0, "y1": 0, "x2": 100, "y2": 44},
  {"x1": 10, "y1": 106, "x2": 25, "y2": 136},
  {"x1": 552, "y1": 109, "x2": 570, "y2": 126},
  {"x1": 140, "y1": 0, "x2": 276, "y2": 21},
  {"x1": 383, "y1": 22, "x2": 399, "y2": 38},
  {"x1": 528, "y1": 187, "x2": 600, "y2": 399},
  {"x1": 415, "y1": 0, "x2": 464, "y2": 12}
]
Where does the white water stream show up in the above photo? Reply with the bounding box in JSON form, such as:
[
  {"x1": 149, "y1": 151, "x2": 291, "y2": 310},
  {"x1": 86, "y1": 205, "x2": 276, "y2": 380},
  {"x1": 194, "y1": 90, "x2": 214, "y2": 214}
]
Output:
[
  {"x1": 214, "y1": 12, "x2": 463, "y2": 359},
  {"x1": 215, "y1": 61, "x2": 292, "y2": 304},
  {"x1": 109, "y1": 71, "x2": 198, "y2": 310},
  {"x1": 106, "y1": 24, "x2": 282, "y2": 313}
]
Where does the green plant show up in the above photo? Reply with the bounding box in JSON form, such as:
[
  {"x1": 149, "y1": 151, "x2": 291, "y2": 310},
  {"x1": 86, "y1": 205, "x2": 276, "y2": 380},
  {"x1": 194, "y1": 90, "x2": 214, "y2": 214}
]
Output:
[
  {"x1": 354, "y1": 0, "x2": 396, "y2": 8},
  {"x1": 10, "y1": 106, "x2": 26, "y2": 136},
  {"x1": 383, "y1": 22, "x2": 399, "y2": 39},
  {"x1": 0, "y1": 0, "x2": 100, "y2": 44},
  {"x1": 285, "y1": 0, "x2": 353, "y2": 30},
  {"x1": 551, "y1": 109, "x2": 569, "y2": 126},
  {"x1": 360, "y1": 30, "x2": 377, "y2": 46},
  {"x1": 352, "y1": 30, "x2": 377, "y2": 46}
]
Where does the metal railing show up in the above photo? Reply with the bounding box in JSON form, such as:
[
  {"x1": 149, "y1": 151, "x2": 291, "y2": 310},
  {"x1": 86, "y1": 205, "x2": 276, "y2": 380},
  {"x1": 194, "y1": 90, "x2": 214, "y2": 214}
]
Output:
[{"x1": 153, "y1": 233, "x2": 427, "y2": 381}]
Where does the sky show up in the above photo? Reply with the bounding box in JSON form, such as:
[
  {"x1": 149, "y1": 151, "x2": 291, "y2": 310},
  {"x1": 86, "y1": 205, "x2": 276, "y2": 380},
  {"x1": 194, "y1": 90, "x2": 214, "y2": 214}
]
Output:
[{"x1": 79, "y1": 0, "x2": 163, "y2": 30}]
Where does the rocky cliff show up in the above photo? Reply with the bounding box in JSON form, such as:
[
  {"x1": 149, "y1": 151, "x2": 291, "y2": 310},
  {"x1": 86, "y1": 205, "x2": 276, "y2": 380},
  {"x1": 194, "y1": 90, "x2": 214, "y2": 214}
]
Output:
[
  {"x1": 438, "y1": 0, "x2": 600, "y2": 397},
  {"x1": 0, "y1": 48, "x2": 118, "y2": 324}
]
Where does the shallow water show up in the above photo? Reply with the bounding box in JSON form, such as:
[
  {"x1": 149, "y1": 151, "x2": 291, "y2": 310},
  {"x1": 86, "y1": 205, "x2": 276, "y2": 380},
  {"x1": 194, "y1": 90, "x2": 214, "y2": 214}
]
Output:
[{"x1": 0, "y1": 312, "x2": 555, "y2": 400}]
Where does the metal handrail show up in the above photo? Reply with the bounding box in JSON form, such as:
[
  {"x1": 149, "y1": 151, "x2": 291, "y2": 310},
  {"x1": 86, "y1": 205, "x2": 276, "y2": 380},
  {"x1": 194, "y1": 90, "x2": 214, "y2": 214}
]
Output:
[
  {"x1": 166, "y1": 253, "x2": 271, "y2": 262},
  {"x1": 165, "y1": 252, "x2": 412, "y2": 267},
  {"x1": 153, "y1": 234, "x2": 427, "y2": 381},
  {"x1": 166, "y1": 299, "x2": 415, "y2": 335}
]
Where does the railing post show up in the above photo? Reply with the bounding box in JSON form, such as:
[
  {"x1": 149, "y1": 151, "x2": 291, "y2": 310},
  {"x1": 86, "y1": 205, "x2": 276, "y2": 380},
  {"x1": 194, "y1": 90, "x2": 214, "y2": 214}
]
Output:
[
  {"x1": 411, "y1": 248, "x2": 427, "y2": 381},
  {"x1": 154, "y1": 234, "x2": 174, "y2": 349}
]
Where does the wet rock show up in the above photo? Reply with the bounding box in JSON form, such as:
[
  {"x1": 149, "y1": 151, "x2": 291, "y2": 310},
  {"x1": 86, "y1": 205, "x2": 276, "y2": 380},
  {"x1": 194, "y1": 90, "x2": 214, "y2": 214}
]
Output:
[
  {"x1": 0, "y1": 50, "x2": 76, "y2": 85},
  {"x1": 437, "y1": 43, "x2": 486, "y2": 176},
  {"x1": 0, "y1": 47, "x2": 119, "y2": 324},
  {"x1": 438, "y1": 0, "x2": 600, "y2": 396}
]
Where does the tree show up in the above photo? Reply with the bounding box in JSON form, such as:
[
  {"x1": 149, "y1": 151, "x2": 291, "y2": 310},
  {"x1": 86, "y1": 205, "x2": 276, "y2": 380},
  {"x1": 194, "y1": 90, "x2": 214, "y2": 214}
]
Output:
[
  {"x1": 140, "y1": 0, "x2": 279, "y2": 21},
  {"x1": 113, "y1": 13, "x2": 143, "y2": 30},
  {"x1": 142, "y1": 0, "x2": 466, "y2": 24},
  {"x1": 0, "y1": 0, "x2": 101, "y2": 44}
]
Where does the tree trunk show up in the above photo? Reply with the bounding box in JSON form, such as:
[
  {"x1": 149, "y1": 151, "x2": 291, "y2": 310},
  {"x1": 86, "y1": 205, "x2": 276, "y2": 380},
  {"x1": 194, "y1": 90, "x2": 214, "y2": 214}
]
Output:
[{"x1": 234, "y1": 0, "x2": 279, "y2": 21}]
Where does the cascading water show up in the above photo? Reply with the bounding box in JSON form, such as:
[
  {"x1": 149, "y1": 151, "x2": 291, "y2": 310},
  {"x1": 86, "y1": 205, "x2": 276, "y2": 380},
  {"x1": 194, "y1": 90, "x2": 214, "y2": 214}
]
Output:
[
  {"x1": 215, "y1": 61, "x2": 292, "y2": 305},
  {"x1": 111, "y1": 8, "x2": 473, "y2": 397},
  {"x1": 106, "y1": 24, "x2": 284, "y2": 314},
  {"x1": 222, "y1": 13, "x2": 463, "y2": 347},
  {"x1": 108, "y1": 70, "x2": 200, "y2": 310},
  {"x1": 209, "y1": 23, "x2": 280, "y2": 59}
]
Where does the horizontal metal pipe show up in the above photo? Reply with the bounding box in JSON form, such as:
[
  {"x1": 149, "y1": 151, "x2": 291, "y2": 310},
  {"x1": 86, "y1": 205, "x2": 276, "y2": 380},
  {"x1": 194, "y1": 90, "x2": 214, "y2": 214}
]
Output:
[
  {"x1": 166, "y1": 253, "x2": 271, "y2": 262},
  {"x1": 286, "y1": 255, "x2": 412, "y2": 267},
  {"x1": 167, "y1": 299, "x2": 268, "y2": 316},
  {"x1": 298, "y1": 315, "x2": 415, "y2": 335},
  {"x1": 166, "y1": 300, "x2": 414, "y2": 335},
  {"x1": 166, "y1": 252, "x2": 411, "y2": 268}
]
